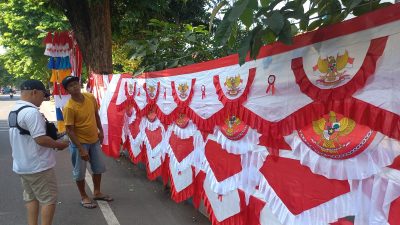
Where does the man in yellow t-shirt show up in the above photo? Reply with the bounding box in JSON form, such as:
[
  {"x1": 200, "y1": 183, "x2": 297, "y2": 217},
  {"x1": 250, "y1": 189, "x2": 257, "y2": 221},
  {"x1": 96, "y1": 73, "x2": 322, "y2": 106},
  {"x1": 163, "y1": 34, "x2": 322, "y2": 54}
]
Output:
[{"x1": 62, "y1": 76, "x2": 113, "y2": 209}]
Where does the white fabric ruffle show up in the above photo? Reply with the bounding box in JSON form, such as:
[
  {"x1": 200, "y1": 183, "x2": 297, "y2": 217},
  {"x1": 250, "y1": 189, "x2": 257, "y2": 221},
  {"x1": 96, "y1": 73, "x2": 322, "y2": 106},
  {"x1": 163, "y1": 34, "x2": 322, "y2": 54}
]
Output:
[
  {"x1": 167, "y1": 121, "x2": 198, "y2": 139},
  {"x1": 169, "y1": 162, "x2": 193, "y2": 192},
  {"x1": 203, "y1": 177, "x2": 242, "y2": 222},
  {"x1": 351, "y1": 168, "x2": 400, "y2": 225},
  {"x1": 213, "y1": 126, "x2": 261, "y2": 154},
  {"x1": 240, "y1": 147, "x2": 269, "y2": 203},
  {"x1": 285, "y1": 131, "x2": 400, "y2": 180}
]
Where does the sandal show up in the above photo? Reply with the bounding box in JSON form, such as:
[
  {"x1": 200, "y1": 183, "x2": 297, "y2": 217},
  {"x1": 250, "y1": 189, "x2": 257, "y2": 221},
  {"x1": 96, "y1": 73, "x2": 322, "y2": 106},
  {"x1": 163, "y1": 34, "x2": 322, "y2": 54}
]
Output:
[
  {"x1": 93, "y1": 195, "x2": 114, "y2": 202},
  {"x1": 80, "y1": 200, "x2": 97, "y2": 209}
]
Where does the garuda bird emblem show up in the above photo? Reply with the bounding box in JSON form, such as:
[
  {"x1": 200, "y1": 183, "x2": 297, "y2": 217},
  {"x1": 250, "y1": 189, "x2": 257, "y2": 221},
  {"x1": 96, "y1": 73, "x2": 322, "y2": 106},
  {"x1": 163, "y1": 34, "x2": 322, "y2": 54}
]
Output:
[
  {"x1": 177, "y1": 83, "x2": 189, "y2": 99},
  {"x1": 224, "y1": 75, "x2": 242, "y2": 97},
  {"x1": 147, "y1": 85, "x2": 156, "y2": 98},
  {"x1": 314, "y1": 50, "x2": 354, "y2": 86},
  {"x1": 128, "y1": 83, "x2": 134, "y2": 95},
  {"x1": 312, "y1": 111, "x2": 355, "y2": 152},
  {"x1": 220, "y1": 115, "x2": 249, "y2": 140}
]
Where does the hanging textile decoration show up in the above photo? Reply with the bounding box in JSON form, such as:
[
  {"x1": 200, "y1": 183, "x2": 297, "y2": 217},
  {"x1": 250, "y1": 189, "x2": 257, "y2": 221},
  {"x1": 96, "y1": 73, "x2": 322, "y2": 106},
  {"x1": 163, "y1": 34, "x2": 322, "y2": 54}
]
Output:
[
  {"x1": 266, "y1": 74, "x2": 276, "y2": 95},
  {"x1": 219, "y1": 115, "x2": 249, "y2": 141},
  {"x1": 298, "y1": 111, "x2": 376, "y2": 159},
  {"x1": 43, "y1": 31, "x2": 82, "y2": 133},
  {"x1": 99, "y1": 5, "x2": 400, "y2": 225},
  {"x1": 201, "y1": 85, "x2": 206, "y2": 99}
]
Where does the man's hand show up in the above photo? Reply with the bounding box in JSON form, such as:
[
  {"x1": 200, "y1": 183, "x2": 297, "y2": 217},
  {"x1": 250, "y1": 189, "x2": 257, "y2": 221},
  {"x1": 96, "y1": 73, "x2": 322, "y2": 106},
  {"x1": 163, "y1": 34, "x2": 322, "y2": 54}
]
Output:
[
  {"x1": 79, "y1": 147, "x2": 90, "y2": 161},
  {"x1": 56, "y1": 140, "x2": 69, "y2": 150},
  {"x1": 98, "y1": 130, "x2": 104, "y2": 143}
]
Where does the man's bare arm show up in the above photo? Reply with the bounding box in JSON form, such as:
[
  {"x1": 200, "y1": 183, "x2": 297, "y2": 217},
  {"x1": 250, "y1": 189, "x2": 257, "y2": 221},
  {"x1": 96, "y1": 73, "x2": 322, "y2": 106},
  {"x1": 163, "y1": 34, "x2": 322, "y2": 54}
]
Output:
[
  {"x1": 66, "y1": 125, "x2": 89, "y2": 161},
  {"x1": 34, "y1": 136, "x2": 69, "y2": 150},
  {"x1": 95, "y1": 110, "x2": 104, "y2": 143}
]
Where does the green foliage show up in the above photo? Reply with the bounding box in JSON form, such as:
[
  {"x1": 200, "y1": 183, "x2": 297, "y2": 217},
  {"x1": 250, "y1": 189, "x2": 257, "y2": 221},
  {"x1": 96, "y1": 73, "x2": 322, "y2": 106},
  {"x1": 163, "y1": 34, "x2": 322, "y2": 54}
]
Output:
[
  {"x1": 111, "y1": 0, "x2": 237, "y2": 74},
  {"x1": 1, "y1": 0, "x2": 238, "y2": 77},
  {"x1": 111, "y1": 0, "x2": 220, "y2": 72},
  {"x1": 213, "y1": 0, "x2": 393, "y2": 65},
  {"x1": 125, "y1": 19, "x2": 239, "y2": 74},
  {"x1": 0, "y1": 0, "x2": 70, "y2": 83}
]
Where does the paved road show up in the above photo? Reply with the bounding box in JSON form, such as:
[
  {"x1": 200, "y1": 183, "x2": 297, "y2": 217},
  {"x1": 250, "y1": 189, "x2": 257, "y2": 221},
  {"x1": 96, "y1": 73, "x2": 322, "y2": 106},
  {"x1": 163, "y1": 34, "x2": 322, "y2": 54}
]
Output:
[{"x1": 0, "y1": 94, "x2": 210, "y2": 225}]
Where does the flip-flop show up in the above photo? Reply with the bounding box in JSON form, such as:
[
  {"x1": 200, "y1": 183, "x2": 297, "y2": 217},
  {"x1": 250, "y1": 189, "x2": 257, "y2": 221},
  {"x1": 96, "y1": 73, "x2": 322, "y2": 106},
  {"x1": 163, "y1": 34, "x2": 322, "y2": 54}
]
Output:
[
  {"x1": 80, "y1": 201, "x2": 97, "y2": 209},
  {"x1": 93, "y1": 195, "x2": 114, "y2": 202}
]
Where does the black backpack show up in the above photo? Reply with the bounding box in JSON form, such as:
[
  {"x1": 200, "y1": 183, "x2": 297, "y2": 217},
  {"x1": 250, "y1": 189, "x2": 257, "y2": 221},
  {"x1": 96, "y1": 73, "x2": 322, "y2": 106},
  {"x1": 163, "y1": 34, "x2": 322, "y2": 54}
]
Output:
[{"x1": 8, "y1": 105, "x2": 59, "y2": 140}]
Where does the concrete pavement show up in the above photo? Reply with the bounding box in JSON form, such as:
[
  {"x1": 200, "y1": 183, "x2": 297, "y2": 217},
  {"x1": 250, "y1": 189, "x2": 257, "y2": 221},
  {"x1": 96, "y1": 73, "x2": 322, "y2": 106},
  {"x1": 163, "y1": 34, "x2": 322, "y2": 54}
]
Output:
[{"x1": 0, "y1": 94, "x2": 210, "y2": 225}]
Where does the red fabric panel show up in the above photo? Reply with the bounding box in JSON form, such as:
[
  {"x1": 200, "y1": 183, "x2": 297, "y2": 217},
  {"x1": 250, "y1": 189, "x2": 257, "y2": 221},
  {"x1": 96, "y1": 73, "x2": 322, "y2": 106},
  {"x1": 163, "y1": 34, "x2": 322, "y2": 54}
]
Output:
[
  {"x1": 105, "y1": 74, "x2": 129, "y2": 158},
  {"x1": 330, "y1": 218, "x2": 354, "y2": 225},
  {"x1": 145, "y1": 127, "x2": 162, "y2": 149},
  {"x1": 169, "y1": 133, "x2": 194, "y2": 162},
  {"x1": 205, "y1": 140, "x2": 242, "y2": 182},
  {"x1": 259, "y1": 134, "x2": 292, "y2": 156},
  {"x1": 389, "y1": 197, "x2": 400, "y2": 225},
  {"x1": 52, "y1": 82, "x2": 68, "y2": 95},
  {"x1": 129, "y1": 119, "x2": 141, "y2": 138},
  {"x1": 193, "y1": 171, "x2": 206, "y2": 209},
  {"x1": 389, "y1": 156, "x2": 400, "y2": 170},
  {"x1": 260, "y1": 156, "x2": 350, "y2": 215},
  {"x1": 244, "y1": 195, "x2": 266, "y2": 225}
]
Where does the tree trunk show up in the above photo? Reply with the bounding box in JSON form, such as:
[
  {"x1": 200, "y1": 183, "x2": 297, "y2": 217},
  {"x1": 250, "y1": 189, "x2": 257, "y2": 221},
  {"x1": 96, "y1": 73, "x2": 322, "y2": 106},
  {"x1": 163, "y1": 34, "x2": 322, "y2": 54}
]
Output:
[{"x1": 52, "y1": 0, "x2": 113, "y2": 74}]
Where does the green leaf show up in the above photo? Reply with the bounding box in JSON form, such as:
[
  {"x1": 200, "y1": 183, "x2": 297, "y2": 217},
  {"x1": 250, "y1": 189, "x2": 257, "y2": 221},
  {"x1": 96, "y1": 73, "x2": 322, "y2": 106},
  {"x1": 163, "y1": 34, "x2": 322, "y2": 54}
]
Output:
[
  {"x1": 281, "y1": 1, "x2": 300, "y2": 11},
  {"x1": 214, "y1": 19, "x2": 235, "y2": 45},
  {"x1": 250, "y1": 27, "x2": 263, "y2": 59},
  {"x1": 260, "y1": 0, "x2": 271, "y2": 7},
  {"x1": 346, "y1": 0, "x2": 363, "y2": 10},
  {"x1": 265, "y1": 11, "x2": 285, "y2": 35},
  {"x1": 227, "y1": 22, "x2": 239, "y2": 47},
  {"x1": 240, "y1": 8, "x2": 254, "y2": 28},
  {"x1": 299, "y1": 15, "x2": 309, "y2": 31},
  {"x1": 328, "y1": 0, "x2": 341, "y2": 16},
  {"x1": 352, "y1": 2, "x2": 376, "y2": 16},
  {"x1": 376, "y1": 2, "x2": 393, "y2": 9},
  {"x1": 267, "y1": 0, "x2": 283, "y2": 11},
  {"x1": 278, "y1": 20, "x2": 292, "y2": 45},
  {"x1": 168, "y1": 59, "x2": 179, "y2": 68},
  {"x1": 262, "y1": 29, "x2": 276, "y2": 43},
  {"x1": 290, "y1": 24, "x2": 299, "y2": 36},
  {"x1": 307, "y1": 19, "x2": 323, "y2": 31},
  {"x1": 228, "y1": 0, "x2": 250, "y2": 22},
  {"x1": 209, "y1": 0, "x2": 228, "y2": 32},
  {"x1": 330, "y1": 11, "x2": 348, "y2": 24},
  {"x1": 238, "y1": 32, "x2": 252, "y2": 65}
]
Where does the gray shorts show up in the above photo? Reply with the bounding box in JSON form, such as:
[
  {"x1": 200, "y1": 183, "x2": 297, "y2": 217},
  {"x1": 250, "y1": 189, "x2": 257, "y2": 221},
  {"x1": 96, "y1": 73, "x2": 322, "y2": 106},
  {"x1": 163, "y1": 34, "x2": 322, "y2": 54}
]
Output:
[
  {"x1": 69, "y1": 140, "x2": 106, "y2": 181},
  {"x1": 20, "y1": 168, "x2": 57, "y2": 205}
]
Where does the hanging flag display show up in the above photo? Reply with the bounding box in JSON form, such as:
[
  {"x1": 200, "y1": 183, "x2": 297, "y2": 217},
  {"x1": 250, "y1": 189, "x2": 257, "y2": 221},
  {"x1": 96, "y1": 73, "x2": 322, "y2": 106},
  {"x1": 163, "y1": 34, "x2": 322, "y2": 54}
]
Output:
[
  {"x1": 95, "y1": 5, "x2": 400, "y2": 225},
  {"x1": 43, "y1": 31, "x2": 82, "y2": 132}
]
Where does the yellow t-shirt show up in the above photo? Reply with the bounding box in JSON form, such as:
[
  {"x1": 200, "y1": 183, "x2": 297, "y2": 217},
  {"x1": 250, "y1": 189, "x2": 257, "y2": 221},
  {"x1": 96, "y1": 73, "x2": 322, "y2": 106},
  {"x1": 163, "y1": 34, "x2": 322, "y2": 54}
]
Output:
[{"x1": 63, "y1": 93, "x2": 99, "y2": 144}]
